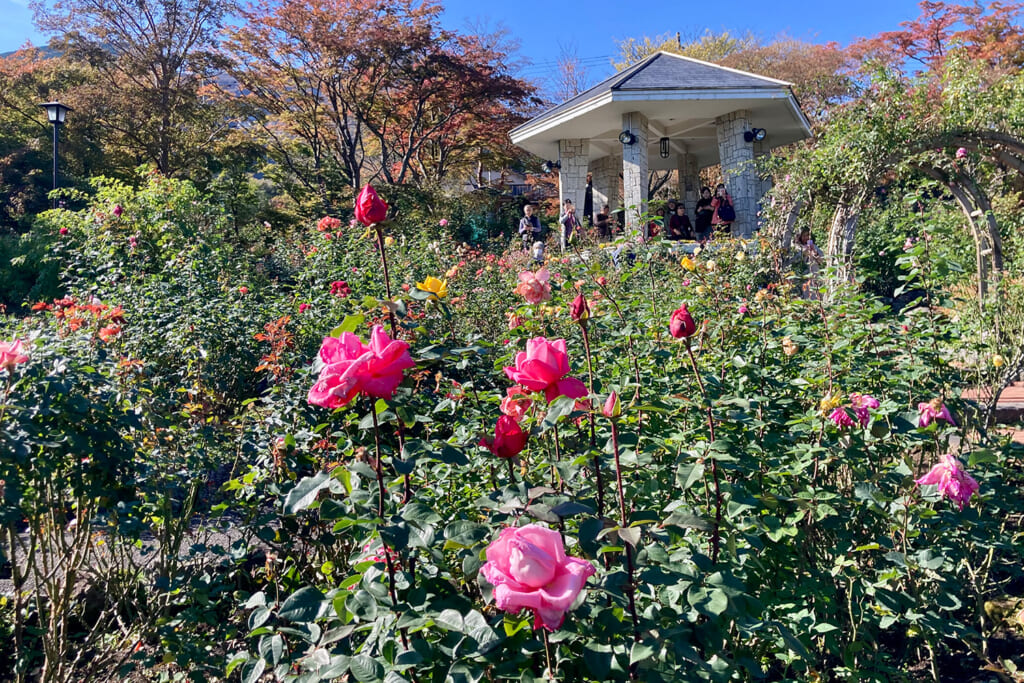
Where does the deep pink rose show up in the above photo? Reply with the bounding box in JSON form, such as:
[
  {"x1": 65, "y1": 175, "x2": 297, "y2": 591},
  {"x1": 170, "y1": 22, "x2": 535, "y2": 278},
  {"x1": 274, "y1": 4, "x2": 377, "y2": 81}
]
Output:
[
  {"x1": 318, "y1": 216, "x2": 342, "y2": 232},
  {"x1": 59, "y1": 227, "x2": 68, "y2": 235},
  {"x1": 829, "y1": 406, "x2": 855, "y2": 429},
  {"x1": 500, "y1": 386, "x2": 533, "y2": 422},
  {"x1": 918, "y1": 399, "x2": 955, "y2": 428},
  {"x1": 0, "y1": 339, "x2": 30, "y2": 372},
  {"x1": 479, "y1": 415, "x2": 529, "y2": 459},
  {"x1": 308, "y1": 325, "x2": 415, "y2": 409},
  {"x1": 570, "y1": 294, "x2": 590, "y2": 322},
  {"x1": 354, "y1": 185, "x2": 388, "y2": 226},
  {"x1": 112, "y1": 204, "x2": 123, "y2": 217},
  {"x1": 915, "y1": 454, "x2": 979, "y2": 510},
  {"x1": 955, "y1": 147, "x2": 967, "y2": 159},
  {"x1": 669, "y1": 304, "x2": 697, "y2": 339},
  {"x1": 480, "y1": 524, "x2": 596, "y2": 631},
  {"x1": 504, "y1": 337, "x2": 587, "y2": 403},
  {"x1": 849, "y1": 393, "x2": 880, "y2": 427},
  {"x1": 298, "y1": 303, "x2": 310, "y2": 314},
  {"x1": 439, "y1": 218, "x2": 448, "y2": 227},
  {"x1": 515, "y1": 267, "x2": 551, "y2": 304},
  {"x1": 330, "y1": 280, "x2": 351, "y2": 297}
]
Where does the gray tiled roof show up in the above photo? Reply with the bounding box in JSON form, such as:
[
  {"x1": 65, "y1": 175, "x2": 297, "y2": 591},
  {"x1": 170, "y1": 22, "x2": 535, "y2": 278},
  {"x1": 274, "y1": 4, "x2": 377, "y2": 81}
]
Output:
[{"x1": 534, "y1": 52, "x2": 790, "y2": 122}]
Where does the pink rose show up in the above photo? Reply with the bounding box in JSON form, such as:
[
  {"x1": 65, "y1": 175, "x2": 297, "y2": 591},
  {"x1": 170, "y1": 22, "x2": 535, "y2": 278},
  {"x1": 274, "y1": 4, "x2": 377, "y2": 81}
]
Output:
[
  {"x1": 918, "y1": 399, "x2": 955, "y2": 428},
  {"x1": 507, "y1": 313, "x2": 525, "y2": 330},
  {"x1": 669, "y1": 304, "x2": 697, "y2": 339},
  {"x1": 955, "y1": 147, "x2": 967, "y2": 159},
  {"x1": 330, "y1": 280, "x2": 351, "y2": 297},
  {"x1": 299, "y1": 303, "x2": 310, "y2": 314},
  {"x1": 504, "y1": 337, "x2": 588, "y2": 403},
  {"x1": 307, "y1": 325, "x2": 416, "y2": 409},
  {"x1": 238, "y1": 286, "x2": 249, "y2": 295},
  {"x1": 479, "y1": 415, "x2": 529, "y2": 459},
  {"x1": 569, "y1": 294, "x2": 590, "y2": 323},
  {"x1": 318, "y1": 216, "x2": 342, "y2": 232},
  {"x1": 515, "y1": 267, "x2": 551, "y2": 304},
  {"x1": 500, "y1": 387, "x2": 533, "y2": 422},
  {"x1": 480, "y1": 524, "x2": 596, "y2": 631},
  {"x1": 829, "y1": 406, "x2": 855, "y2": 429},
  {"x1": 849, "y1": 393, "x2": 880, "y2": 427},
  {"x1": 59, "y1": 227, "x2": 68, "y2": 235},
  {"x1": 354, "y1": 185, "x2": 388, "y2": 226},
  {"x1": 602, "y1": 391, "x2": 621, "y2": 419},
  {"x1": 915, "y1": 454, "x2": 979, "y2": 510},
  {"x1": 0, "y1": 339, "x2": 30, "y2": 372},
  {"x1": 439, "y1": 218, "x2": 448, "y2": 227},
  {"x1": 112, "y1": 204, "x2": 123, "y2": 218}
]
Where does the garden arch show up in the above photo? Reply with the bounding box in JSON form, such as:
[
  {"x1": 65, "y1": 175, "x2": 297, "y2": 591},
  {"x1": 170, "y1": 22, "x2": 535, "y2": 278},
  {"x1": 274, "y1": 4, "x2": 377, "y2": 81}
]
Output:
[{"x1": 773, "y1": 128, "x2": 1024, "y2": 301}]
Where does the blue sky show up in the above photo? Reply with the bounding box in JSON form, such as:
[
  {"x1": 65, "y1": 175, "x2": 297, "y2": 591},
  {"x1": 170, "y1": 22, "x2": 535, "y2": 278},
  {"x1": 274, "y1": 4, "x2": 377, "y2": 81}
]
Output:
[{"x1": 4, "y1": 0, "x2": 927, "y2": 81}]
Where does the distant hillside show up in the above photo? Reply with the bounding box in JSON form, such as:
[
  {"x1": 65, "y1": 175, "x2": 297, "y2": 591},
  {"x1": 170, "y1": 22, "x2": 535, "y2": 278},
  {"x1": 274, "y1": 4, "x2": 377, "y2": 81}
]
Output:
[{"x1": 1, "y1": 44, "x2": 61, "y2": 59}]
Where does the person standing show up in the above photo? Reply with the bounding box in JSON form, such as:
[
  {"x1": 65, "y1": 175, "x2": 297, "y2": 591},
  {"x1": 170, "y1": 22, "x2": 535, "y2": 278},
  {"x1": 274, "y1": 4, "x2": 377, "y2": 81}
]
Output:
[
  {"x1": 518, "y1": 204, "x2": 542, "y2": 250},
  {"x1": 711, "y1": 183, "x2": 735, "y2": 236},
  {"x1": 559, "y1": 199, "x2": 582, "y2": 247},
  {"x1": 694, "y1": 187, "x2": 714, "y2": 242},
  {"x1": 594, "y1": 204, "x2": 612, "y2": 240}
]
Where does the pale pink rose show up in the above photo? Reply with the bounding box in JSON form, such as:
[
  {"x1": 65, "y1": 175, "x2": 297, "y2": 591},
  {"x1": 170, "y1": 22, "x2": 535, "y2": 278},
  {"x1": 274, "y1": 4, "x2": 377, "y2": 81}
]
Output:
[
  {"x1": 0, "y1": 339, "x2": 30, "y2": 372},
  {"x1": 439, "y1": 218, "x2": 448, "y2": 227},
  {"x1": 918, "y1": 399, "x2": 956, "y2": 428},
  {"x1": 915, "y1": 454, "x2": 979, "y2": 510},
  {"x1": 515, "y1": 267, "x2": 551, "y2": 304},
  {"x1": 504, "y1": 337, "x2": 588, "y2": 403},
  {"x1": 480, "y1": 524, "x2": 596, "y2": 631},
  {"x1": 308, "y1": 325, "x2": 416, "y2": 409},
  {"x1": 500, "y1": 386, "x2": 533, "y2": 422}
]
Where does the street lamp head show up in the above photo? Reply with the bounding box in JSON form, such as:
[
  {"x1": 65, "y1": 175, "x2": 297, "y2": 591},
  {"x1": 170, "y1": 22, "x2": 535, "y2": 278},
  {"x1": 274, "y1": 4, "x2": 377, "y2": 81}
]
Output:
[{"x1": 40, "y1": 101, "x2": 73, "y2": 125}]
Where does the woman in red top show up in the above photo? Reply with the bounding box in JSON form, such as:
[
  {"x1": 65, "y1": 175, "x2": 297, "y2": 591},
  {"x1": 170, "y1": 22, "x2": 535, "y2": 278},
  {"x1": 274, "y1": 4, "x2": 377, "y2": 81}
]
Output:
[{"x1": 711, "y1": 183, "x2": 735, "y2": 236}]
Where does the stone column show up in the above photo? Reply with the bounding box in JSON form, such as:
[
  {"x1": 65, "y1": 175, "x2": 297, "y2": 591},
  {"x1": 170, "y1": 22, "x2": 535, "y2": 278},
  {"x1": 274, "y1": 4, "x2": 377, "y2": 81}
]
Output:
[
  {"x1": 676, "y1": 151, "x2": 700, "y2": 218},
  {"x1": 753, "y1": 141, "x2": 772, "y2": 232},
  {"x1": 715, "y1": 110, "x2": 756, "y2": 238},
  {"x1": 558, "y1": 138, "x2": 589, "y2": 250},
  {"x1": 590, "y1": 155, "x2": 618, "y2": 221},
  {"x1": 621, "y1": 112, "x2": 648, "y2": 234}
]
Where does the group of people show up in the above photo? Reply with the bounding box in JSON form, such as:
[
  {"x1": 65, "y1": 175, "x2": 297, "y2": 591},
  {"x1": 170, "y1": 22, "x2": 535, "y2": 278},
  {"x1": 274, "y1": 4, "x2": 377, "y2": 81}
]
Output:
[
  {"x1": 516, "y1": 183, "x2": 738, "y2": 250},
  {"x1": 660, "y1": 184, "x2": 735, "y2": 241}
]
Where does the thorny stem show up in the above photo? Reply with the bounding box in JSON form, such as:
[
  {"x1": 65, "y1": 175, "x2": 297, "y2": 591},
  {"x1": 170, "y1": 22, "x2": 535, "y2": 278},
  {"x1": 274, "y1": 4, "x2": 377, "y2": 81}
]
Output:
[
  {"x1": 552, "y1": 424, "x2": 564, "y2": 493},
  {"x1": 374, "y1": 224, "x2": 398, "y2": 339},
  {"x1": 542, "y1": 629, "x2": 556, "y2": 681}
]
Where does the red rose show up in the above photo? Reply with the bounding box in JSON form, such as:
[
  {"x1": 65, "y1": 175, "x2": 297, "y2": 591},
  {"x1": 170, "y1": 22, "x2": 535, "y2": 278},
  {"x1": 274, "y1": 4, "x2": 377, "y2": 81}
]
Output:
[
  {"x1": 479, "y1": 415, "x2": 529, "y2": 459},
  {"x1": 669, "y1": 304, "x2": 697, "y2": 339},
  {"x1": 354, "y1": 185, "x2": 388, "y2": 226}
]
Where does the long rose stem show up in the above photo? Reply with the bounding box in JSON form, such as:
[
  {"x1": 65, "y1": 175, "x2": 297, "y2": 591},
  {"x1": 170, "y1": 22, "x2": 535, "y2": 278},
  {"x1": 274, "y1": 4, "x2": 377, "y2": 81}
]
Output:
[
  {"x1": 508, "y1": 457, "x2": 515, "y2": 483},
  {"x1": 686, "y1": 342, "x2": 721, "y2": 563},
  {"x1": 374, "y1": 225, "x2": 398, "y2": 339},
  {"x1": 580, "y1": 324, "x2": 604, "y2": 516},
  {"x1": 552, "y1": 424, "x2": 563, "y2": 492},
  {"x1": 542, "y1": 629, "x2": 555, "y2": 681},
  {"x1": 369, "y1": 399, "x2": 409, "y2": 650},
  {"x1": 610, "y1": 419, "x2": 641, "y2": 650}
]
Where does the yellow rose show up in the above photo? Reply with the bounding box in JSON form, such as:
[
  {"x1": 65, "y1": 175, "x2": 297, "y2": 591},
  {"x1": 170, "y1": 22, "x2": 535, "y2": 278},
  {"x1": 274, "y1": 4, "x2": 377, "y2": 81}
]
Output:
[
  {"x1": 416, "y1": 276, "x2": 447, "y2": 300},
  {"x1": 680, "y1": 256, "x2": 696, "y2": 271},
  {"x1": 696, "y1": 285, "x2": 708, "y2": 295},
  {"x1": 705, "y1": 260, "x2": 717, "y2": 272},
  {"x1": 992, "y1": 354, "x2": 1005, "y2": 368},
  {"x1": 781, "y1": 336, "x2": 798, "y2": 357},
  {"x1": 735, "y1": 251, "x2": 746, "y2": 262},
  {"x1": 384, "y1": 236, "x2": 395, "y2": 247},
  {"x1": 819, "y1": 393, "x2": 842, "y2": 416}
]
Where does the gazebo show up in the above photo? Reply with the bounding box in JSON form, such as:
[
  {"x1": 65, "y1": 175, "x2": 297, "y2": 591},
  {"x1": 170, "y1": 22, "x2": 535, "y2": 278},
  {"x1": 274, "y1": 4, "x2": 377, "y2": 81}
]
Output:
[{"x1": 509, "y1": 51, "x2": 812, "y2": 241}]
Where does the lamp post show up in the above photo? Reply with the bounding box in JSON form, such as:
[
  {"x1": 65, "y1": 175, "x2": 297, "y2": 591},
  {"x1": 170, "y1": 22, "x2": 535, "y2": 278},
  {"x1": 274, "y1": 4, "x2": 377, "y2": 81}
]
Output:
[{"x1": 39, "y1": 101, "x2": 72, "y2": 209}]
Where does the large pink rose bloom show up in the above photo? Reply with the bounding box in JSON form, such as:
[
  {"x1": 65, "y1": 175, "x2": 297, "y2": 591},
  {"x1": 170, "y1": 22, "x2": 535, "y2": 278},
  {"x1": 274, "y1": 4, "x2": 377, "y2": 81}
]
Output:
[
  {"x1": 515, "y1": 267, "x2": 551, "y2": 304},
  {"x1": 918, "y1": 399, "x2": 956, "y2": 428},
  {"x1": 308, "y1": 325, "x2": 415, "y2": 409},
  {"x1": 915, "y1": 454, "x2": 980, "y2": 510},
  {"x1": 480, "y1": 524, "x2": 596, "y2": 631},
  {"x1": 0, "y1": 339, "x2": 29, "y2": 373},
  {"x1": 504, "y1": 337, "x2": 588, "y2": 403}
]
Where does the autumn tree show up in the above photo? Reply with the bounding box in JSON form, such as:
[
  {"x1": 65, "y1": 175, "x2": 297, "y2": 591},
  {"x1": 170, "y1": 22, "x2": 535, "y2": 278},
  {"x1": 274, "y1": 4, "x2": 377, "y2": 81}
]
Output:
[
  {"x1": 221, "y1": 0, "x2": 535, "y2": 209},
  {"x1": 849, "y1": 1, "x2": 1024, "y2": 75},
  {"x1": 612, "y1": 29, "x2": 759, "y2": 71},
  {"x1": 552, "y1": 43, "x2": 591, "y2": 102},
  {"x1": 32, "y1": 0, "x2": 233, "y2": 175}
]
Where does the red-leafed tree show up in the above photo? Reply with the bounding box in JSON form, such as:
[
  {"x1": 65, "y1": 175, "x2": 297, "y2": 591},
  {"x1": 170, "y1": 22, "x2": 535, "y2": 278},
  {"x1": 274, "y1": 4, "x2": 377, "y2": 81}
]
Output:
[
  {"x1": 221, "y1": 0, "x2": 535, "y2": 207},
  {"x1": 850, "y1": 1, "x2": 1024, "y2": 74}
]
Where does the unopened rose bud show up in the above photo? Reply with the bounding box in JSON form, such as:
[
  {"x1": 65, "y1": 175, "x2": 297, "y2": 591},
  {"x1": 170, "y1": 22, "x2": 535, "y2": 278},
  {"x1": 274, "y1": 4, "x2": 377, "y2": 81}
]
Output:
[{"x1": 602, "y1": 391, "x2": 621, "y2": 419}]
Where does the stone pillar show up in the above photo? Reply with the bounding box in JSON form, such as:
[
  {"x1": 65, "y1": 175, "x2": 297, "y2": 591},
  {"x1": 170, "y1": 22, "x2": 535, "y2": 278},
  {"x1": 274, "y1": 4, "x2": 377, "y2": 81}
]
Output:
[
  {"x1": 676, "y1": 152, "x2": 700, "y2": 218},
  {"x1": 621, "y1": 112, "x2": 648, "y2": 234},
  {"x1": 558, "y1": 138, "x2": 589, "y2": 250},
  {"x1": 715, "y1": 110, "x2": 756, "y2": 238},
  {"x1": 590, "y1": 155, "x2": 617, "y2": 221},
  {"x1": 753, "y1": 141, "x2": 772, "y2": 232}
]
